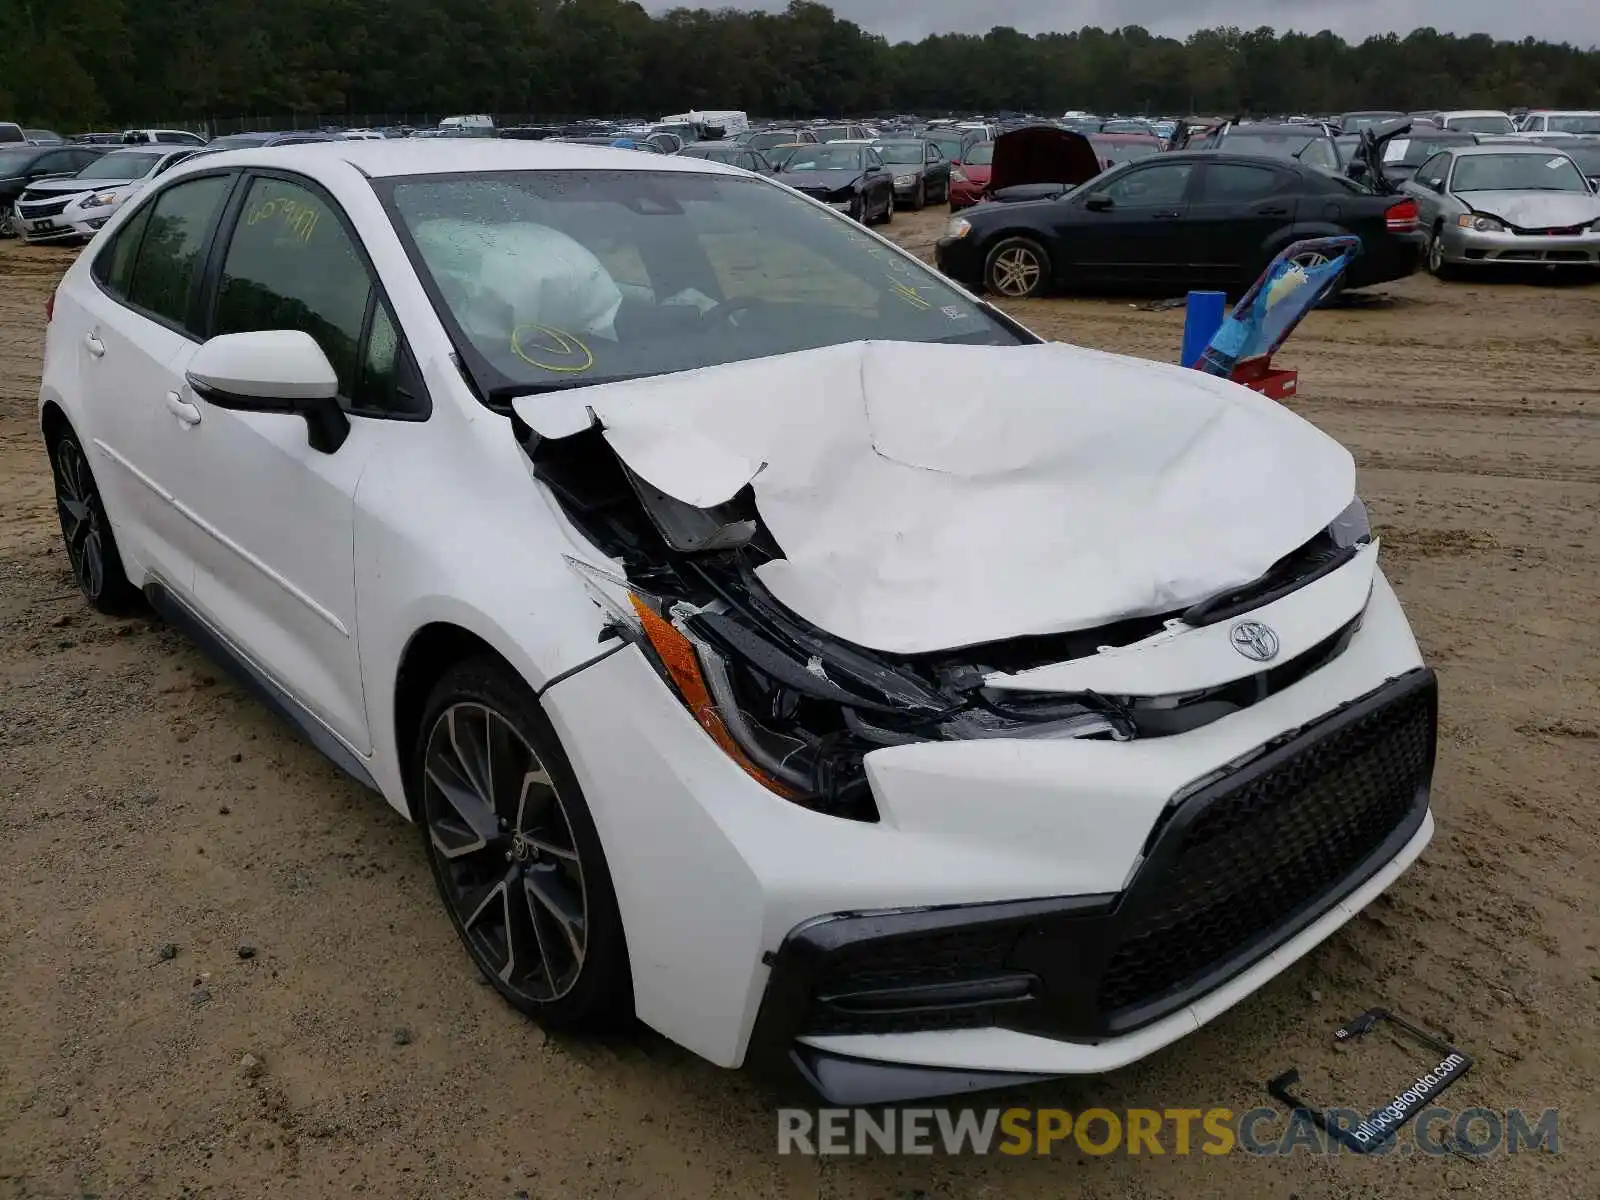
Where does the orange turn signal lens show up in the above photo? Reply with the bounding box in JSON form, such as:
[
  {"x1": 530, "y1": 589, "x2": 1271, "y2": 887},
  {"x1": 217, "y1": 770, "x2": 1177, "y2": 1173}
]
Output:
[{"x1": 628, "y1": 594, "x2": 800, "y2": 799}]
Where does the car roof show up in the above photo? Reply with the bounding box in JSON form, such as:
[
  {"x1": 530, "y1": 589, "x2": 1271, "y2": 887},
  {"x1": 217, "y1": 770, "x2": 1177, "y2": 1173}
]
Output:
[
  {"x1": 1439, "y1": 109, "x2": 1510, "y2": 118},
  {"x1": 169, "y1": 138, "x2": 745, "y2": 180},
  {"x1": 1447, "y1": 142, "x2": 1575, "y2": 157}
]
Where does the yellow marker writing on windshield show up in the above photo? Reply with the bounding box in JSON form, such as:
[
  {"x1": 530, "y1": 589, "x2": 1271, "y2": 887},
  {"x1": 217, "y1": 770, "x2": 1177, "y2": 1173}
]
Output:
[{"x1": 511, "y1": 326, "x2": 595, "y2": 373}]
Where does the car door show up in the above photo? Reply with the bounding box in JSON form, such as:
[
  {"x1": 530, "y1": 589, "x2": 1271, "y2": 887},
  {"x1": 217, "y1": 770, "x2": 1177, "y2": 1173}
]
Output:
[
  {"x1": 1072, "y1": 159, "x2": 1199, "y2": 284},
  {"x1": 74, "y1": 170, "x2": 239, "y2": 596},
  {"x1": 159, "y1": 170, "x2": 429, "y2": 753},
  {"x1": 925, "y1": 142, "x2": 949, "y2": 198},
  {"x1": 1405, "y1": 151, "x2": 1455, "y2": 227},
  {"x1": 1184, "y1": 160, "x2": 1300, "y2": 285}
]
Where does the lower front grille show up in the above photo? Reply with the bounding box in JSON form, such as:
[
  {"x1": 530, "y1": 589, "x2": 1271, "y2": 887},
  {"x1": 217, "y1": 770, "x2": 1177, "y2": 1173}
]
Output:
[
  {"x1": 750, "y1": 670, "x2": 1437, "y2": 1061},
  {"x1": 19, "y1": 198, "x2": 70, "y2": 218},
  {"x1": 1097, "y1": 674, "x2": 1436, "y2": 1017}
]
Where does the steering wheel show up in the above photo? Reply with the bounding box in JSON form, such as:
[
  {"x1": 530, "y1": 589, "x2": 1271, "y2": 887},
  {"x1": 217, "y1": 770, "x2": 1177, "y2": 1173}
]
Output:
[{"x1": 700, "y1": 295, "x2": 779, "y2": 332}]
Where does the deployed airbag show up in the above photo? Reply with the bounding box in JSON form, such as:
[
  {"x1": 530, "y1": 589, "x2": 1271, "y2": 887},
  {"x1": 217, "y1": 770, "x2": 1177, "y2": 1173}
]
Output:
[{"x1": 515, "y1": 340, "x2": 1355, "y2": 654}]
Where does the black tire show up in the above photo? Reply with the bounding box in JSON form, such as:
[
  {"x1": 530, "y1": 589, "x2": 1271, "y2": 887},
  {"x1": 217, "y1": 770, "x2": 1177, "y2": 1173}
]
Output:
[
  {"x1": 1426, "y1": 227, "x2": 1458, "y2": 280},
  {"x1": 848, "y1": 195, "x2": 864, "y2": 223},
  {"x1": 414, "y1": 656, "x2": 633, "y2": 1032},
  {"x1": 880, "y1": 190, "x2": 894, "y2": 224},
  {"x1": 49, "y1": 424, "x2": 141, "y2": 614},
  {"x1": 0, "y1": 209, "x2": 15, "y2": 239},
  {"x1": 910, "y1": 182, "x2": 924, "y2": 212},
  {"x1": 983, "y1": 236, "x2": 1051, "y2": 298}
]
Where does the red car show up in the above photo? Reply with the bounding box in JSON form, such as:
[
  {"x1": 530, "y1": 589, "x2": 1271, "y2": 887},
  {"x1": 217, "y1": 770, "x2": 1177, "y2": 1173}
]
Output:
[
  {"x1": 947, "y1": 140, "x2": 994, "y2": 210},
  {"x1": 1089, "y1": 132, "x2": 1164, "y2": 171}
]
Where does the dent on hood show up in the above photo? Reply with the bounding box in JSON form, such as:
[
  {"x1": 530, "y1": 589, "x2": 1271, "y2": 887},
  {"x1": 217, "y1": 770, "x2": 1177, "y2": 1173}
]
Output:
[
  {"x1": 513, "y1": 339, "x2": 1363, "y2": 818},
  {"x1": 517, "y1": 339, "x2": 1354, "y2": 655}
]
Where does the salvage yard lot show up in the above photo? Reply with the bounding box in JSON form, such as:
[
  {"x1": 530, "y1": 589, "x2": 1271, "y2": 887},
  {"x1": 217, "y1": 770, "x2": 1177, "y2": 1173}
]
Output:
[{"x1": 1, "y1": 210, "x2": 1597, "y2": 1198}]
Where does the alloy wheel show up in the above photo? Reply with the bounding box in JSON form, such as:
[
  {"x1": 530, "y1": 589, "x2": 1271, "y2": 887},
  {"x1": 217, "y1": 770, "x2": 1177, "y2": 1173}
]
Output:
[
  {"x1": 55, "y1": 437, "x2": 106, "y2": 600},
  {"x1": 990, "y1": 246, "x2": 1043, "y2": 297},
  {"x1": 1289, "y1": 250, "x2": 1330, "y2": 270},
  {"x1": 1428, "y1": 232, "x2": 1445, "y2": 274},
  {"x1": 423, "y1": 701, "x2": 588, "y2": 1003}
]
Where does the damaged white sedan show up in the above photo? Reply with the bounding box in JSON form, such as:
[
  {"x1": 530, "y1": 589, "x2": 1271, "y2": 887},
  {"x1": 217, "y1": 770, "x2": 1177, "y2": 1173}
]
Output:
[{"x1": 39, "y1": 139, "x2": 1437, "y2": 1104}]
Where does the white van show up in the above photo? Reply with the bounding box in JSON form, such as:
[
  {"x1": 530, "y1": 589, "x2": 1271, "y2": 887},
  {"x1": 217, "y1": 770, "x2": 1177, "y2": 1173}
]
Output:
[
  {"x1": 658, "y1": 110, "x2": 750, "y2": 138},
  {"x1": 439, "y1": 114, "x2": 495, "y2": 135}
]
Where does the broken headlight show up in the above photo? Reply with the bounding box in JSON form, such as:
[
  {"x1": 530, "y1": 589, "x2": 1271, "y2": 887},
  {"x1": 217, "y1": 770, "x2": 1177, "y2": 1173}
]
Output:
[{"x1": 1327, "y1": 496, "x2": 1372, "y2": 549}]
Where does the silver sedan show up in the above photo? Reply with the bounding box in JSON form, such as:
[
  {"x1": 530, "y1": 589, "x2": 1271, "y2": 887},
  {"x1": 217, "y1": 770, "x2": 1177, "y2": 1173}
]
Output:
[{"x1": 1402, "y1": 143, "x2": 1600, "y2": 277}]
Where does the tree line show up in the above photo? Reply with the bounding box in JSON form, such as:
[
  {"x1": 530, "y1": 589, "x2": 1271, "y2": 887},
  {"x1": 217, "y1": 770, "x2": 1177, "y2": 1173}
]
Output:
[{"x1": 3, "y1": 0, "x2": 1598, "y2": 129}]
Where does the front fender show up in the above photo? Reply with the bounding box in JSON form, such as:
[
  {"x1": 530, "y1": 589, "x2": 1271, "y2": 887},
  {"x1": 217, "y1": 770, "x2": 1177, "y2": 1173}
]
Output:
[{"x1": 352, "y1": 391, "x2": 614, "y2": 814}]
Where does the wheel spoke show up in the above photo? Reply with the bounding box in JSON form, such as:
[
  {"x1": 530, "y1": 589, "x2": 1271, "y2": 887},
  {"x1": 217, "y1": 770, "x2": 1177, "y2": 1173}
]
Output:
[
  {"x1": 524, "y1": 864, "x2": 586, "y2": 973},
  {"x1": 423, "y1": 699, "x2": 591, "y2": 1004}
]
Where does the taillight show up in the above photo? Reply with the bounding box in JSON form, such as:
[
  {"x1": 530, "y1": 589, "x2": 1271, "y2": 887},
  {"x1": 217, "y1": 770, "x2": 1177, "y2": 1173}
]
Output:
[{"x1": 1385, "y1": 198, "x2": 1419, "y2": 232}]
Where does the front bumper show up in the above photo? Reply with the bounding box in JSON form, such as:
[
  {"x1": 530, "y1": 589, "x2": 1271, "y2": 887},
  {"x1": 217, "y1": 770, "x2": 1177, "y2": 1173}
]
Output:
[
  {"x1": 749, "y1": 667, "x2": 1436, "y2": 1102},
  {"x1": 1442, "y1": 223, "x2": 1600, "y2": 264},
  {"x1": 935, "y1": 234, "x2": 986, "y2": 286},
  {"x1": 16, "y1": 200, "x2": 109, "y2": 243},
  {"x1": 542, "y1": 566, "x2": 1433, "y2": 1089}
]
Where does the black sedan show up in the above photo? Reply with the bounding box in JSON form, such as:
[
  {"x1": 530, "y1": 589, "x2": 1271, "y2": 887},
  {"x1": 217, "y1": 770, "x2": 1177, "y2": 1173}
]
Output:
[
  {"x1": 874, "y1": 138, "x2": 951, "y2": 209},
  {"x1": 775, "y1": 143, "x2": 896, "y2": 224},
  {"x1": 935, "y1": 151, "x2": 1424, "y2": 298}
]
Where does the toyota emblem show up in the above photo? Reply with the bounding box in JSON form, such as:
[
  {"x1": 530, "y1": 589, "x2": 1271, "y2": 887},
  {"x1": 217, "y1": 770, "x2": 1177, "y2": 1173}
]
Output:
[{"x1": 1230, "y1": 620, "x2": 1280, "y2": 663}]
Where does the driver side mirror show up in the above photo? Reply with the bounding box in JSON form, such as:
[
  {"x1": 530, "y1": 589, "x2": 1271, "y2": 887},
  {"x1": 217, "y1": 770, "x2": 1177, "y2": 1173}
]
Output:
[
  {"x1": 1085, "y1": 192, "x2": 1115, "y2": 211},
  {"x1": 186, "y1": 330, "x2": 351, "y2": 454}
]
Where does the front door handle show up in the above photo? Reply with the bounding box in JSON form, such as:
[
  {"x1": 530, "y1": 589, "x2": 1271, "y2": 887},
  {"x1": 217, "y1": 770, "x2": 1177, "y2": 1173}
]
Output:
[
  {"x1": 84, "y1": 332, "x2": 105, "y2": 357},
  {"x1": 165, "y1": 391, "x2": 201, "y2": 426},
  {"x1": 1256, "y1": 205, "x2": 1290, "y2": 216}
]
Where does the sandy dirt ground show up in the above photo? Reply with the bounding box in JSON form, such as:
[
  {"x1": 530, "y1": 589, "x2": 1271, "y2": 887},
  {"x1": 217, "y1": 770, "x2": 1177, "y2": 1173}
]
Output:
[{"x1": 1, "y1": 210, "x2": 1597, "y2": 1199}]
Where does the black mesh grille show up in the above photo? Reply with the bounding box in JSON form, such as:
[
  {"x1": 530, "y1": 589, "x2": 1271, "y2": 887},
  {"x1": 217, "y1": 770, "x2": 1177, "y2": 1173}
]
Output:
[
  {"x1": 1097, "y1": 682, "x2": 1434, "y2": 1014},
  {"x1": 19, "y1": 197, "x2": 70, "y2": 218},
  {"x1": 805, "y1": 926, "x2": 1022, "y2": 1035}
]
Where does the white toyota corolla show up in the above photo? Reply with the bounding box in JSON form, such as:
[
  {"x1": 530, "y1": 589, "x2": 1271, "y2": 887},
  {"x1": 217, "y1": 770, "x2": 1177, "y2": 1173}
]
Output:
[{"x1": 38, "y1": 140, "x2": 1437, "y2": 1104}]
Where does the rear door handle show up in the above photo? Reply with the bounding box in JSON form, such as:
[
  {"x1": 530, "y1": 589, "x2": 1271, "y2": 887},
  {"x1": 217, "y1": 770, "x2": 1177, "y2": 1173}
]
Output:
[
  {"x1": 165, "y1": 391, "x2": 201, "y2": 426},
  {"x1": 84, "y1": 332, "x2": 105, "y2": 357}
]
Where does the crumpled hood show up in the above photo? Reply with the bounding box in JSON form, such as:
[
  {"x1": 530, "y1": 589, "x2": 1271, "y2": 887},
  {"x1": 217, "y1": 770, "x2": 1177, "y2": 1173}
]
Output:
[
  {"x1": 779, "y1": 169, "x2": 862, "y2": 194},
  {"x1": 1459, "y1": 189, "x2": 1600, "y2": 228},
  {"x1": 515, "y1": 340, "x2": 1355, "y2": 654}
]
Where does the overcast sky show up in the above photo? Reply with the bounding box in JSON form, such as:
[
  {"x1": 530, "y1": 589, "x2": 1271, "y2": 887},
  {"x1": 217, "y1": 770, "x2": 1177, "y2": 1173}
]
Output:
[{"x1": 644, "y1": 0, "x2": 1598, "y2": 49}]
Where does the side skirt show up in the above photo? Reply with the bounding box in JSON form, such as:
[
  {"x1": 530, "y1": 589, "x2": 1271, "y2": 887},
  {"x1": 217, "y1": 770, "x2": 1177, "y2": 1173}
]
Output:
[{"x1": 145, "y1": 580, "x2": 381, "y2": 794}]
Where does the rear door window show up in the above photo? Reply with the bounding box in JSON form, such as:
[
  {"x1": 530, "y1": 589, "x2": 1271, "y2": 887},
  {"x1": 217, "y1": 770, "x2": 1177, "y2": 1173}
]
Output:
[{"x1": 123, "y1": 174, "x2": 232, "y2": 332}]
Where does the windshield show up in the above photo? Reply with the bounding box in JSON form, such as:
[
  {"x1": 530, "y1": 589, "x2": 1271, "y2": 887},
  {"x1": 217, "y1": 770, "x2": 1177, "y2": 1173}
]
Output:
[
  {"x1": 747, "y1": 131, "x2": 801, "y2": 151},
  {"x1": 0, "y1": 148, "x2": 42, "y2": 173},
  {"x1": 1561, "y1": 144, "x2": 1600, "y2": 174},
  {"x1": 1100, "y1": 121, "x2": 1151, "y2": 135},
  {"x1": 1218, "y1": 131, "x2": 1313, "y2": 158},
  {"x1": 207, "y1": 134, "x2": 271, "y2": 149},
  {"x1": 1342, "y1": 113, "x2": 1404, "y2": 131},
  {"x1": 1549, "y1": 115, "x2": 1600, "y2": 134},
  {"x1": 926, "y1": 134, "x2": 965, "y2": 160},
  {"x1": 812, "y1": 126, "x2": 851, "y2": 142},
  {"x1": 77, "y1": 152, "x2": 160, "y2": 179},
  {"x1": 781, "y1": 146, "x2": 865, "y2": 172},
  {"x1": 1452, "y1": 153, "x2": 1588, "y2": 192},
  {"x1": 687, "y1": 146, "x2": 739, "y2": 163},
  {"x1": 964, "y1": 142, "x2": 995, "y2": 166},
  {"x1": 1446, "y1": 115, "x2": 1515, "y2": 134},
  {"x1": 1385, "y1": 136, "x2": 1473, "y2": 167},
  {"x1": 1097, "y1": 140, "x2": 1159, "y2": 164},
  {"x1": 383, "y1": 170, "x2": 1023, "y2": 398},
  {"x1": 877, "y1": 142, "x2": 924, "y2": 165}
]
